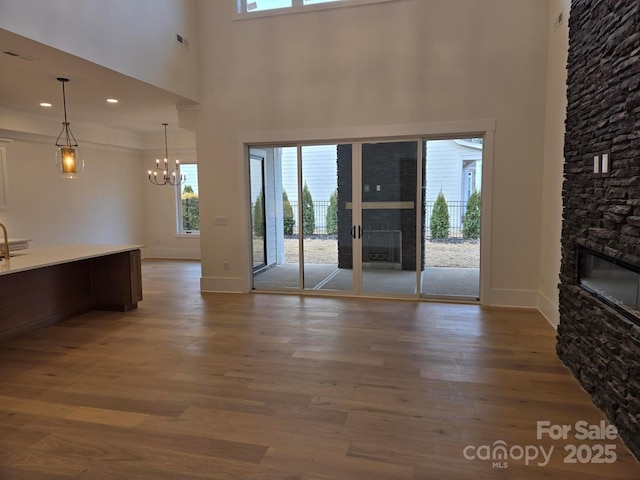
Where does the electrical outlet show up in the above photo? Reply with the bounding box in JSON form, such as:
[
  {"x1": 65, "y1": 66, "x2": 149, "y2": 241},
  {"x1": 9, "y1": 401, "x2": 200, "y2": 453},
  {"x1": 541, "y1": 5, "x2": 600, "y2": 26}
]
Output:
[{"x1": 223, "y1": 261, "x2": 229, "y2": 271}]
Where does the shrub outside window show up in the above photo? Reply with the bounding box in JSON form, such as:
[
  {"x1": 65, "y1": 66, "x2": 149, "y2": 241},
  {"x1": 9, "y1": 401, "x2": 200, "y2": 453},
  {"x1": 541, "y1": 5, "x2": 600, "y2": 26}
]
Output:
[{"x1": 176, "y1": 164, "x2": 199, "y2": 235}]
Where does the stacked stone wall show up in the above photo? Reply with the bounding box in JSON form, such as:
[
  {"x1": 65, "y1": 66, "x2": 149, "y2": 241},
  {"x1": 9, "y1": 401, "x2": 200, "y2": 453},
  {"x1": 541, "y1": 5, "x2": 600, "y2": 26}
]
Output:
[{"x1": 558, "y1": 0, "x2": 640, "y2": 459}]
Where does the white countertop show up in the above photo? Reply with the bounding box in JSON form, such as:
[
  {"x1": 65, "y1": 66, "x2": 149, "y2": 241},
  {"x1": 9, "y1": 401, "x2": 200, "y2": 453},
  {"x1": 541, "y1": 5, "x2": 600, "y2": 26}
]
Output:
[{"x1": 0, "y1": 244, "x2": 143, "y2": 275}]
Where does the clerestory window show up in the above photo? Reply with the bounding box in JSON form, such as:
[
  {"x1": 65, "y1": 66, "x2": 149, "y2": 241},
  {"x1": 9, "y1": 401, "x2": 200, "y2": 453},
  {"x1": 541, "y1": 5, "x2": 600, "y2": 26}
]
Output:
[{"x1": 235, "y1": 0, "x2": 395, "y2": 19}]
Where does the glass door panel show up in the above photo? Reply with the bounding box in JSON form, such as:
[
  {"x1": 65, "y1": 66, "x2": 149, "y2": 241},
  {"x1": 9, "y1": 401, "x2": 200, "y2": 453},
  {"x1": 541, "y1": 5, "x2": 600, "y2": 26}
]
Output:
[
  {"x1": 249, "y1": 155, "x2": 267, "y2": 272},
  {"x1": 421, "y1": 138, "x2": 481, "y2": 299},
  {"x1": 251, "y1": 146, "x2": 300, "y2": 290},
  {"x1": 360, "y1": 141, "x2": 419, "y2": 295},
  {"x1": 301, "y1": 144, "x2": 353, "y2": 292}
]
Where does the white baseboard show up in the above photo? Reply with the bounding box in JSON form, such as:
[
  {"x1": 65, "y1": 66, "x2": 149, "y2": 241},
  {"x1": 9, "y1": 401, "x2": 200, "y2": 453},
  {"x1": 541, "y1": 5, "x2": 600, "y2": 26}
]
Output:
[
  {"x1": 144, "y1": 247, "x2": 200, "y2": 259},
  {"x1": 200, "y1": 276, "x2": 247, "y2": 293},
  {"x1": 486, "y1": 288, "x2": 559, "y2": 328},
  {"x1": 537, "y1": 290, "x2": 560, "y2": 329},
  {"x1": 487, "y1": 288, "x2": 538, "y2": 309}
]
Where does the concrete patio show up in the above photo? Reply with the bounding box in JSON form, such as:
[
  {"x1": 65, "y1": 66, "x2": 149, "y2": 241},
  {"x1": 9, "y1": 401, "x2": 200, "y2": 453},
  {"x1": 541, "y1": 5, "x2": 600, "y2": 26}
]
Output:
[{"x1": 253, "y1": 263, "x2": 479, "y2": 299}]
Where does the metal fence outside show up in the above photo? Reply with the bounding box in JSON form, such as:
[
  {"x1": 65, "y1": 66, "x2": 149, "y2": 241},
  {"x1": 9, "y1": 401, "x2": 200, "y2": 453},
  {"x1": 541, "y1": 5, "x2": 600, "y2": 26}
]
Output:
[
  {"x1": 289, "y1": 201, "x2": 331, "y2": 235},
  {"x1": 424, "y1": 200, "x2": 468, "y2": 239},
  {"x1": 253, "y1": 200, "x2": 470, "y2": 238}
]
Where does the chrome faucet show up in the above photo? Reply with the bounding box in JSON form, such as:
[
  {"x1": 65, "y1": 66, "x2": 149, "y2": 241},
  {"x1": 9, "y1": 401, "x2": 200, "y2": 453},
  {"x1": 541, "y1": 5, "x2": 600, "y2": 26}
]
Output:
[{"x1": 0, "y1": 222, "x2": 8, "y2": 261}]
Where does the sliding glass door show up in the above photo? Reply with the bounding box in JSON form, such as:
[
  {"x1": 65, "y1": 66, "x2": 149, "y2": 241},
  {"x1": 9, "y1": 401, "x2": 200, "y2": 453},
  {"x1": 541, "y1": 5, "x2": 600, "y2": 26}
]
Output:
[
  {"x1": 301, "y1": 145, "x2": 353, "y2": 292},
  {"x1": 421, "y1": 138, "x2": 482, "y2": 300},
  {"x1": 360, "y1": 141, "x2": 420, "y2": 295},
  {"x1": 250, "y1": 144, "x2": 353, "y2": 292},
  {"x1": 250, "y1": 146, "x2": 300, "y2": 289},
  {"x1": 249, "y1": 136, "x2": 482, "y2": 301}
]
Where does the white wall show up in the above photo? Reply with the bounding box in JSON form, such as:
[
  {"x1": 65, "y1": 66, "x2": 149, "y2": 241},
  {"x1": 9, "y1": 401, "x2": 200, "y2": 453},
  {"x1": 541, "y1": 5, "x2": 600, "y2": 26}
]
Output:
[
  {"x1": 0, "y1": 139, "x2": 145, "y2": 248},
  {"x1": 0, "y1": 114, "x2": 200, "y2": 260},
  {"x1": 195, "y1": 0, "x2": 550, "y2": 305},
  {"x1": 0, "y1": 0, "x2": 199, "y2": 101},
  {"x1": 538, "y1": 0, "x2": 571, "y2": 327}
]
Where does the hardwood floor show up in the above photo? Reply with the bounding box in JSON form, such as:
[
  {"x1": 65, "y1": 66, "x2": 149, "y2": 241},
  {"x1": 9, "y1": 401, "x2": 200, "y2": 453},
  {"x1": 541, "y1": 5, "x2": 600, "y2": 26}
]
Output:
[{"x1": 0, "y1": 259, "x2": 638, "y2": 479}]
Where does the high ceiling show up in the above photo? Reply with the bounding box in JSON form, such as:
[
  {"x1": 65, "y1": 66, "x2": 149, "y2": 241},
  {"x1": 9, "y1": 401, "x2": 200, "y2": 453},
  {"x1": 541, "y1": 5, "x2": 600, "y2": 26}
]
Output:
[{"x1": 0, "y1": 29, "x2": 194, "y2": 135}]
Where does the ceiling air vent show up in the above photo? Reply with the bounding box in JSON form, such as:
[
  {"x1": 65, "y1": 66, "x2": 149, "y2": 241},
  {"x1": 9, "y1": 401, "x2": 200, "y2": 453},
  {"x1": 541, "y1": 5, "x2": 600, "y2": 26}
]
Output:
[
  {"x1": 176, "y1": 34, "x2": 189, "y2": 49},
  {"x1": 2, "y1": 50, "x2": 37, "y2": 62}
]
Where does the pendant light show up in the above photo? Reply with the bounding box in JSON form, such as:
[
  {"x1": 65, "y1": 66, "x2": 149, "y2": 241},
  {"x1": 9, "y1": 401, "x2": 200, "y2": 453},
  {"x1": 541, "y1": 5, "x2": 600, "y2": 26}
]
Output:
[
  {"x1": 55, "y1": 77, "x2": 83, "y2": 179},
  {"x1": 148, "y1": 123, "x2": 185, "y2": 186}
]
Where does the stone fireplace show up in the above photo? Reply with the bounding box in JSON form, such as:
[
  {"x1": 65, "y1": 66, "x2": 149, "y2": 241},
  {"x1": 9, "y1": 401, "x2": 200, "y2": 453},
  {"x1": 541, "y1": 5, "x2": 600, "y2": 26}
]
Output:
[{"x1": 558, "y1": 0, "x2": 640, "y2": 460}]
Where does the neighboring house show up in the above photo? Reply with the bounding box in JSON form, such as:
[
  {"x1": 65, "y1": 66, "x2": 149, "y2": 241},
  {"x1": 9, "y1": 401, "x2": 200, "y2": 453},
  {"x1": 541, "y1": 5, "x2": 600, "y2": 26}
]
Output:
[
  {"x1": 425, "y1": 139, "x2": 482, "y2": 203},
  {"x1": 281, "y1": 145, "x2": 339, "y2": 206},
  {"x1": 424, "y1": 139, "x2": 483, "y2": 232}
]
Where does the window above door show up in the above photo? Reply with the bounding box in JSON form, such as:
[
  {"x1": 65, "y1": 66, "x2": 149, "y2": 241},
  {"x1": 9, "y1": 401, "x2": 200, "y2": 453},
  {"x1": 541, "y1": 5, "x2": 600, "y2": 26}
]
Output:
[{"x1": 235, "y1": 0, "x2": 397, "y2": 19}]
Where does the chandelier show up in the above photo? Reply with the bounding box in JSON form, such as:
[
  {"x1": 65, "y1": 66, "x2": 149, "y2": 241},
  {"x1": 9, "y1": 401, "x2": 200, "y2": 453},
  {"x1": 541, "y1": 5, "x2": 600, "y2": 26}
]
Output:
[
  {"x1": 55, "y1": 77, "x2": 84, "y2": 179},
  {"x1": 148, "y1": 123, "x2": 185, "y2": 186}
]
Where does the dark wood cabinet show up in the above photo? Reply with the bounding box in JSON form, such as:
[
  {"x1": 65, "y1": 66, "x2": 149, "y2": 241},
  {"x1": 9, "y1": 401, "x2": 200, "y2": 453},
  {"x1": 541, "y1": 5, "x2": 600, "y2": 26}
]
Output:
[
  {"x1": 0, "y1": 249, "x2": 142, "y2": 341},
  {"x1": 91, "y1": 250, "x2": 143, "y2": 311}
]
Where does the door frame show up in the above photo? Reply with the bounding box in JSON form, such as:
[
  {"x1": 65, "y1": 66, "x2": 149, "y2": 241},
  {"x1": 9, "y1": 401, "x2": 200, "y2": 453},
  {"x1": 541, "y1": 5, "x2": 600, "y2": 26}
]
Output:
[
  {"x1": 420, "y1": 135, "x2": 484, "y2": 301},
  {"x1": 354, "y1": 138, "x2": 423, "y2": 297},
  {"x1": 240, "y1": 119, "x2": 495, "y2": 303},
  {"x1": 249, "y1": 153, "x2": 268, "y2": 273}
]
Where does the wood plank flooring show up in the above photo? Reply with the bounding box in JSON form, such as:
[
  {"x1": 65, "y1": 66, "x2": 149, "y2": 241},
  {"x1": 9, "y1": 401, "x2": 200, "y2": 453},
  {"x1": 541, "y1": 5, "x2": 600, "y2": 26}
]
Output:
[{"x1": 0, "y1": 259, "x2": 638, "y2": 479}]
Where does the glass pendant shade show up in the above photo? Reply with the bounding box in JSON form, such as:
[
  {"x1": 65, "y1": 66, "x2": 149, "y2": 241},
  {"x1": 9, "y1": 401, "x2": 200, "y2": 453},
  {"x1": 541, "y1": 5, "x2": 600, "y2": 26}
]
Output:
[
  {"x1": 56, "y1": 145, "x2": 84, "y2": 179},
  {"x1": 54, "y1": 78, "x2": 82, "y2": 179}
]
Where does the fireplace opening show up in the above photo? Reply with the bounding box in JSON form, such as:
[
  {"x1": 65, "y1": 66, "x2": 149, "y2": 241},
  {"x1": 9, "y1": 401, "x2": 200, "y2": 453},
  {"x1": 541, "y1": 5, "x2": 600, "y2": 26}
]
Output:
[
  {"x1": 362, "y1": 230, "x2": 402, "y2": 270},
  {"x1": 578, "y1": 246, "x2": 640, "y2": 325}
]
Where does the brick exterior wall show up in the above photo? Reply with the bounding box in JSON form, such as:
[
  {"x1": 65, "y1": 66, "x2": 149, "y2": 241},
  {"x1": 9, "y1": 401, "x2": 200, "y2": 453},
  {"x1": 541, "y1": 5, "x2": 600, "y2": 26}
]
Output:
[{"x1": 558, "y1": 0, "x2": 640, "y2": 460}]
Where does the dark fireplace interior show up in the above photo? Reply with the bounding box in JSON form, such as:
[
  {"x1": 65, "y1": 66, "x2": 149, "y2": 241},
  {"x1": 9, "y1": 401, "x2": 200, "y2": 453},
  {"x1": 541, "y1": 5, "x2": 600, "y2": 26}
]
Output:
[
  {"x1": 579, "y1": 247, "x2": 640, "y2": 325},
  {"x1": 362, "y1": 230, "x2": 402, "y2": 267},
  {"x1": 558, "y1": 0, "x2": 640, "y2": 461}
]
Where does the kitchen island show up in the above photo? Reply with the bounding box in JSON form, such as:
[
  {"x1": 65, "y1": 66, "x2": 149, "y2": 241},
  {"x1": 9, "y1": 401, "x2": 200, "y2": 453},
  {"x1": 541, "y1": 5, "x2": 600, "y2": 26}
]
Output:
[{"x1": 0, "y1": 244, "x2": 142, "y2": 341}]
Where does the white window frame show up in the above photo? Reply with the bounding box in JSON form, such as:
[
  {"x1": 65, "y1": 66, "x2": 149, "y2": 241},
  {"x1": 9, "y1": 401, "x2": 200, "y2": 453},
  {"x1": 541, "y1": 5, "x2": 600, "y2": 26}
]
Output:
[
  {"x1": 0, "y1": 140, "x2": 10, "y2": 210},
  {"x1": 234, "y1": 0, "x2": 397, "y2": 20},
  {"x1": 175, "y1": 164, "x2": 200, "y2": 236}
]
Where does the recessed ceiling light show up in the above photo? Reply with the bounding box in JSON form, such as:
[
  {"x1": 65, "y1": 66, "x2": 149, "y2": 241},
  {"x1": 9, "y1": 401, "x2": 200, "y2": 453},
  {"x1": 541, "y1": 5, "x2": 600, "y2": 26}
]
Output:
[
  {"x1": 106, "y1": 98, "x2": 119, "y2": 104},
  {"x1": 40, "y1": 102, "x2": 52, "y2": 108}
]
